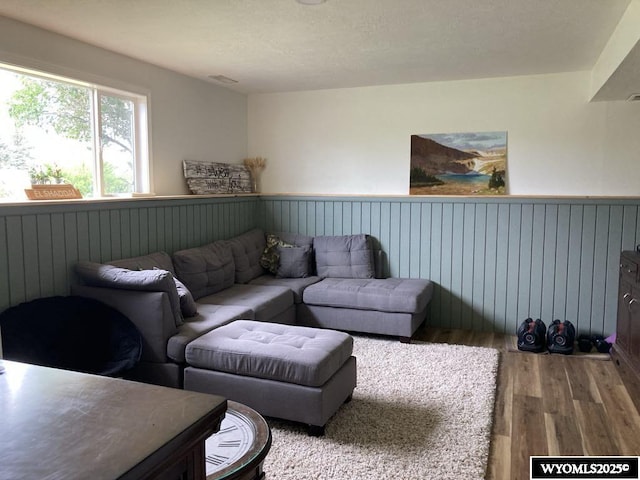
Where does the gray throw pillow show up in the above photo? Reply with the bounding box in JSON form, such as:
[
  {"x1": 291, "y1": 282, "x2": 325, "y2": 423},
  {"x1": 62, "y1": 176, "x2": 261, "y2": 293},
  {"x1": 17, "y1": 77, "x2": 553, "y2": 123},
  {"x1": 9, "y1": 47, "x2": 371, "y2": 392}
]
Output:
[
  {"x1": 174, "y1": 277, "x2": 198, "y2": 318},
  {"x1": 276, "y1": 245, "x2": 311, "y2": 278},
  {"x1": 313, "y1": 234, "x2": 375, "y2": 278},
  {"x1": 151, "y1": 267, "x2": 197, "y2": 318},
  {"x1": 275, "y1": 232, "x2": 315, "y2": 275},
  {"x1": 75, "y1": 261, "x2": 184, "y2": 326}
]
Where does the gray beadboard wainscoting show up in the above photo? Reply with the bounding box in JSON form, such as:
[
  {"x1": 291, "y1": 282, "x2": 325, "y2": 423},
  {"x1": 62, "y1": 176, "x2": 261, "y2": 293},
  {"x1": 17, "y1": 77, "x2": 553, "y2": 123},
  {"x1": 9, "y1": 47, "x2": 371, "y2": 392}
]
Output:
[
  {"x1": 0, "y1": 196, "x2": 258, "y2": 313},
  {"x1": 257, "y1": 196, "x2": 640, "y2": 337},
  {"x1": 2, "y1": 194, "x2": 640, "y2": 337}
]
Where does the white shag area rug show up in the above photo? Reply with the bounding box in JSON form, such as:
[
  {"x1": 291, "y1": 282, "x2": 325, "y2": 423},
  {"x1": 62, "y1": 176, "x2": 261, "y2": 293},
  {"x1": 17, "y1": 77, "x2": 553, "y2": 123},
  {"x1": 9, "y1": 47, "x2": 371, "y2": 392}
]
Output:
[{"x1": 263, "y1": 336, "x2": 499, "y2": 480}]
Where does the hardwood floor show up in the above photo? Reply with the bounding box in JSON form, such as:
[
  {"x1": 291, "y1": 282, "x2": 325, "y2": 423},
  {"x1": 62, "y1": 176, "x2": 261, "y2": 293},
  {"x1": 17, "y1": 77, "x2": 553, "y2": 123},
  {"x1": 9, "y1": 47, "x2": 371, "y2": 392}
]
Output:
[{"x1": 416, "y1": 326, "x2": 640, "y2": 480}]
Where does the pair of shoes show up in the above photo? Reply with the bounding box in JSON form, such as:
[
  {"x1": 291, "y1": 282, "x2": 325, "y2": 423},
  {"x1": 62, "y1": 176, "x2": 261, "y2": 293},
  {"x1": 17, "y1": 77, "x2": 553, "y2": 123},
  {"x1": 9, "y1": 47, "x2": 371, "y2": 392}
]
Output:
[
  {"x1": 516, "y1": 318, "x2": 576, "y2": 355},
  {"x1": 577, "y1": 334, "x2": 611, "y2": 354}
]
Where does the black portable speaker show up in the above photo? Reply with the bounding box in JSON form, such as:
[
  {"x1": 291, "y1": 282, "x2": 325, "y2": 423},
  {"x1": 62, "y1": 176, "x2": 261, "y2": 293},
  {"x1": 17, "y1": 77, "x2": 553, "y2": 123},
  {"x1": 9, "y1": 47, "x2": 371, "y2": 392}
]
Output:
[
  {"x1": 516, "y1": 318, "x2": 546, "y2": 353},
  {"x1": 546, "y1": 320, "x2": 576, "y2": 355}
]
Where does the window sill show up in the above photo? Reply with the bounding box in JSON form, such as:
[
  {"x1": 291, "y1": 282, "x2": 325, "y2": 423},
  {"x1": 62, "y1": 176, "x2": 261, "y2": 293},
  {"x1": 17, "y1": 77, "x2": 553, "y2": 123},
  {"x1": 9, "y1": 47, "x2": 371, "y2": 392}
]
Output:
[{"x1": 0, "y1": 193, "x2": 261, "y2": 208}]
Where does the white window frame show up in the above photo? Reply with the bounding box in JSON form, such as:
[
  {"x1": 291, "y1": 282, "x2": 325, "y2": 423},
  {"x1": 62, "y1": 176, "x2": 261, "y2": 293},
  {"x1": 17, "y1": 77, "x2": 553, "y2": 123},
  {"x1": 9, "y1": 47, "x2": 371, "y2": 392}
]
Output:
[{"x1": 0, "y1": 60, "x2": 151, "y2": 199}]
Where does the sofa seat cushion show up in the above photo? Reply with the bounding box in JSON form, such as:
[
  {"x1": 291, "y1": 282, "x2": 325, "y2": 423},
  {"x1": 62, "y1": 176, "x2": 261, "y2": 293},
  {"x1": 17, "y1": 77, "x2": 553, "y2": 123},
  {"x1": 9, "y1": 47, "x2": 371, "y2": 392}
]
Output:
[
  {"x1": 303, "y1": 278, "x2": 434, "y2": 314},
  {"x1": 185, "y1": 320, "x2": 353, "y2": 387},
  {"x1": 248, "y1": 274, "x2": 323, "y2": 303},
  {"x1": 197, "y1": 284, "x2": 293, "y2": 321},
  {"x1": 167, "y1": 304, "x2": 253, "y2": 363}
]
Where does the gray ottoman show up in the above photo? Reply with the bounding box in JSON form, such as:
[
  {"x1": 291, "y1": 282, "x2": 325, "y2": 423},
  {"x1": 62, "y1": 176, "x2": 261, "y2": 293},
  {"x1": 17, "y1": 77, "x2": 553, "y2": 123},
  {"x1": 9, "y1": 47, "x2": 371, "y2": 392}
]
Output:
[{"x1": 183, "y1": 320, "x2": 356, "y2": 435}]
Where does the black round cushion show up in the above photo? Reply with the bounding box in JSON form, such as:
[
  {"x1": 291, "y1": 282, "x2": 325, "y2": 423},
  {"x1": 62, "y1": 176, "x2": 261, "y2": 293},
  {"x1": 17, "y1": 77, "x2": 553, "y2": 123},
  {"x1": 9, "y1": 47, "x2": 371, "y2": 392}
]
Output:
[{"x1": 0, "y1": 296, "x2": 142, "y2": 376}]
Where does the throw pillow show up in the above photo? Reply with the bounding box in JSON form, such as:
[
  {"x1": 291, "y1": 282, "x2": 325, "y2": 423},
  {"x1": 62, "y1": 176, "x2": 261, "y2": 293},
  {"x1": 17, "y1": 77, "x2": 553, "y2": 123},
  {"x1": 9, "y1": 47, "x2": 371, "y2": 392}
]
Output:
[
  {"x1": 152, "y1": 267, "x2": 198, "y2": 318},
  {"x1": 174, "y1": 277, "x2": 198, "y2": 318},
  {"x1": 276, "y1": 245, "x2": 311, "y2": 278},
  {"x1": 75, "y1": 262, "x2": 184, "y2": 326},
  {"x1": 260, "y1": 234, "x2": 295, "y2": 275}
]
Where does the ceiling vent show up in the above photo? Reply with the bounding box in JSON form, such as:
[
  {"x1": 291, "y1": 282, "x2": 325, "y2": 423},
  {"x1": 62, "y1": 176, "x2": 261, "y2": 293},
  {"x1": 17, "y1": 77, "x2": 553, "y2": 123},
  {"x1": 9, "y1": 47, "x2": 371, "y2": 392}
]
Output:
[
  {"x1": 627, "y1": 93, "x2": 640, "y2": 102},
  {"x1": 208, "y1": 75, "x2": 238, "y2": 84}
]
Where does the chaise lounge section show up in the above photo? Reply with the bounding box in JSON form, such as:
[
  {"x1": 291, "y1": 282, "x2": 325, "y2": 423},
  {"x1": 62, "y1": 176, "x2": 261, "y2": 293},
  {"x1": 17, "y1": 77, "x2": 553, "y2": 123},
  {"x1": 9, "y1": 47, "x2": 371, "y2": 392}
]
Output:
[
  {"x1": 239, "y1": 229, "x2": 433, "y2": 342},
  {"x1": 299, "y1": 277, "x2": 433, "y2": 343}
]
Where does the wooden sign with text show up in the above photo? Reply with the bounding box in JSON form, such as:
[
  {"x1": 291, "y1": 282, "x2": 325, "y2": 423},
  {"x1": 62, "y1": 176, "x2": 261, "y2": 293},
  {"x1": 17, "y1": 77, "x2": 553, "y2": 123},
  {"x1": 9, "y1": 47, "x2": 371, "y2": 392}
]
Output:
[
  {"x1": 25, "y1": 184, "x2": 83, "y2": 200},
  {"x1": 183, "y1": 160, "x2": 252, "y2": 194}
]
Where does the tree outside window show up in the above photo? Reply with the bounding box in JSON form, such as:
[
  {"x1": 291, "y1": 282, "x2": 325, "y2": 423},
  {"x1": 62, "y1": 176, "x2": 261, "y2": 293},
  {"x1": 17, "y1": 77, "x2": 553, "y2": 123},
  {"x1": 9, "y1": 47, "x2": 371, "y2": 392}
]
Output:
[{"x1": 0, "y1": 64, "x2": 148, "y2": 201}]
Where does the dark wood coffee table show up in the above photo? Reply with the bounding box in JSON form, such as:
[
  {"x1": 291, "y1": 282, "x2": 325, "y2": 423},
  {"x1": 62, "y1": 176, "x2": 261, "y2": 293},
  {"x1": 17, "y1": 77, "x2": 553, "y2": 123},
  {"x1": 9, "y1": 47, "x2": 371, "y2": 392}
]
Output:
[
  {"x1": 0, "y1": 360, "x2": 227, "y2": 480},
  {"x1": 206, "y1": 401, "x2": 272, "y2": 480}
]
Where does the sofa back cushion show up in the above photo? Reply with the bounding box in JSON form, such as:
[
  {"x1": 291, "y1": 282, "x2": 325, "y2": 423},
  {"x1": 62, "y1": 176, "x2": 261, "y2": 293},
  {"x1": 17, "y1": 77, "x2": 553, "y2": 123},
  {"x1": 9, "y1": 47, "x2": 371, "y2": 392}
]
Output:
[
  {"x1": 75, "y1": 261, "x2": 184, "y2": 326},
  {"x1": 313, "y1": 234, "x2": 375, "y2": 278},
  {"x1": 108, "y1": 251, "x2": 176, "y2": 275},
  {"x1": 225, "y1": 229, "x2": 266, "y2": 284},
  {"x1": 172, "y1": 242, "x2": 235, "y2": 300}
]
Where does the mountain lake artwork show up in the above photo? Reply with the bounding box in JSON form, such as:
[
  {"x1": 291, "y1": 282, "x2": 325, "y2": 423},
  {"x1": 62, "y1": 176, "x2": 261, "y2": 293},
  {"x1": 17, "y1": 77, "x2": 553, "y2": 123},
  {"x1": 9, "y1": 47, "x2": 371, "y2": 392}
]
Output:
[{"x1": 410, "y1": 131, "x2": 507, "y2": 195}]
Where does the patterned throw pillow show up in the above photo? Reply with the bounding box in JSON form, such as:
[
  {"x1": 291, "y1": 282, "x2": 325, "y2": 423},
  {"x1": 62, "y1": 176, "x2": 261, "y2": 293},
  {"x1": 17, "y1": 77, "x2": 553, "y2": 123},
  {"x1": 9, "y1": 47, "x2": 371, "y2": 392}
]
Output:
[{"x1": 260, "y1": 234, "x2": 295, "y2": 274}]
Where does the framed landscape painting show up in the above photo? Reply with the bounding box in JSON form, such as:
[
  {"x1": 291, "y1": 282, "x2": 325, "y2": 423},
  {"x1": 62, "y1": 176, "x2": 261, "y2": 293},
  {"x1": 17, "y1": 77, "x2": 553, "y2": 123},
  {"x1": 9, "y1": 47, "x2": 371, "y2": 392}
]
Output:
[{"x1": 410, "y1": 131, "x2": 507, "y2": 195}]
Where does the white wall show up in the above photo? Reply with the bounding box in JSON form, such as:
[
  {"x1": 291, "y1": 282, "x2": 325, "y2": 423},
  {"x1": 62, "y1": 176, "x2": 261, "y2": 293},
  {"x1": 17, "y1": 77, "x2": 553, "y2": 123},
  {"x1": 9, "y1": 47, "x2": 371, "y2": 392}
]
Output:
[
  {"x1": 0, "y1": 16, "x2": 247, "y2": 195},
  {"x1": 248, "y1": 71, "x2": 640, "y2": 196},
  {"x1": 590, "y1": 0, "x2": 640, "y2": 100},
  {"x1": 3, "y1": 15, "x2": 638, "y2": 197}
]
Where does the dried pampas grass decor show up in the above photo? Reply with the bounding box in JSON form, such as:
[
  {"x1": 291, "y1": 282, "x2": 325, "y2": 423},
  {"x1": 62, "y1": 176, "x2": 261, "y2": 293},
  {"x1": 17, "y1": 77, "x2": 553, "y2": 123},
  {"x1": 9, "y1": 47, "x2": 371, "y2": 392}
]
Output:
[
  {"x1": 243, "y1": 157, "x2": 267, "y2": 193},
  {"x1": 243, "y1": 156, "x2": 267, "y2": 170}
]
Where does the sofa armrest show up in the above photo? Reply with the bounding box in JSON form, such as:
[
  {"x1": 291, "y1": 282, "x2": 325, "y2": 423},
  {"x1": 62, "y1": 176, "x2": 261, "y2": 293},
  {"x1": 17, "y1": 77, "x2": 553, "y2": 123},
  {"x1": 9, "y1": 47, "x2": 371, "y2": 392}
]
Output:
[{"x1": 71, "y1": 285, "x2": 178, "y2": 363}]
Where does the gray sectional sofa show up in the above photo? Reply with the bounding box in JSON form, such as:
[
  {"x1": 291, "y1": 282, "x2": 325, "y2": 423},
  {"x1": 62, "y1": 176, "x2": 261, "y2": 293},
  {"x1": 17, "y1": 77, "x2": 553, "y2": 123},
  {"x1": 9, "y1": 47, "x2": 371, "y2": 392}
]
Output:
[
  {"x1": 72, "y1": 228, "x2": 433, "y2": 431},
  {"x1": 73, "y1": 229, "x2": 433, "y2": 388}
]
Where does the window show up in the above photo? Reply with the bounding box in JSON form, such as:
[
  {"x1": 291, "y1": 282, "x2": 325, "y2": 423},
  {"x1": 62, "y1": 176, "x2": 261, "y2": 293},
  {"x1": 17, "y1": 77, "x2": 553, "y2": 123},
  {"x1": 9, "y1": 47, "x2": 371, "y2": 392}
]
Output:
[{"x1": 0, "y1": 63, "x2": 149, "y2": 201}]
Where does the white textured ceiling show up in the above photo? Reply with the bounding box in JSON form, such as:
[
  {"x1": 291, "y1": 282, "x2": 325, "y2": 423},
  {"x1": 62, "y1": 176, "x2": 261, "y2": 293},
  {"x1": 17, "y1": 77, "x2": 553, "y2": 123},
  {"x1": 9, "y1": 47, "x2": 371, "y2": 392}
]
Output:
[{"x1": 0, "y1": 0, "x2": 636, "y2": 96}]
